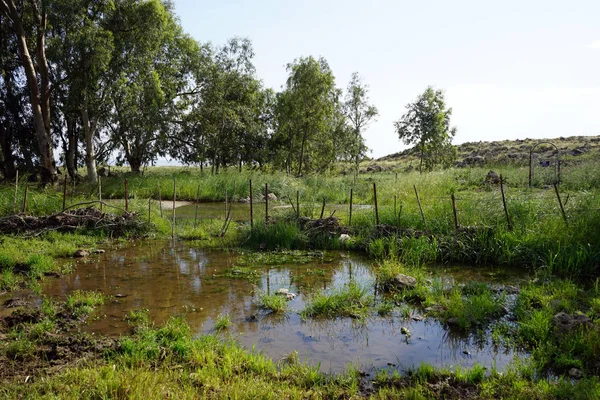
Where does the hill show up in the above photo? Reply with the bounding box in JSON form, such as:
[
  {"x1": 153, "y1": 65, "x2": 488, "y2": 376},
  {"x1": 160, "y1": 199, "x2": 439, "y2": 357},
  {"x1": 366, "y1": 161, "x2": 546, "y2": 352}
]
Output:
[{"x1": 376, "y1": 135, "x2": 600, "y2": 168}]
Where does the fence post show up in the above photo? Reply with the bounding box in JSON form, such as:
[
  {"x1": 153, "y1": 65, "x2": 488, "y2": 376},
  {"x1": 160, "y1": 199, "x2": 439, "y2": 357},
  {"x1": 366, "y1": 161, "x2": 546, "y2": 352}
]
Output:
[
  {"x1": 320, "y1": 197, "x2": 326, "y2": 219},
  {"x1": 124, "y1": 179, "x2": 129, "y2": 212},
  {"x1": 451, "y1": 193, "x2": 459, "y2": 230},
  {"x1": 194, "y1": 184, "x2": 200, "y2": 228},
  {"x1": 373, "y1": 183, "x2": 379, "y2": 225},
  {"x1": 22, "y1": 185, "x2": 28, "y2": 214},
  {"x1": 553, "y1": 182, "x2": 568, "y2": 226},
  {"x1": 148, "y1": 198, "x2": 151, "y2": 224},
  {"x1": 249, "y1": 179, "x2": 253, "y2": 229},
  {"x1": 349, "y1": 188, "x2": 353, "y2": 226},
  {"x1": 265, "y1": 183, "x2": 269, "y2": 226},
  {"x1": 13, "y1": 170, "x2": 19, "y2": 214},
  {"x1": 296, "y1": 190, "x2": 300, "y2": 218},
  {"x1": 98, "y1": 176, "x2": 103, "y2": 212},
  {"x1": 158, "y1": 185, "x2": 163, "y2": 218},
  {"x1": 172, "y1": 177, "x2": 176, "y2": 240},
  {"x1": 62, "y1": 175, "x2": 67, "y2": 211},
  {"x1": 500, "y1": 175, "x2": 512, "y2": 231},
  {"x1": 414, "y1": 185, "x2": 426, "y2": 229}
]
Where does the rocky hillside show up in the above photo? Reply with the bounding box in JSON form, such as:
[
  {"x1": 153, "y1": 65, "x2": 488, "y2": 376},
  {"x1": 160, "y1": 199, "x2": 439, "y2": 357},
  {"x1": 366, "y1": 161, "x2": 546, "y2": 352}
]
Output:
[{"x1": 377, "y1": 135, "x2": 600, "y2": 167}]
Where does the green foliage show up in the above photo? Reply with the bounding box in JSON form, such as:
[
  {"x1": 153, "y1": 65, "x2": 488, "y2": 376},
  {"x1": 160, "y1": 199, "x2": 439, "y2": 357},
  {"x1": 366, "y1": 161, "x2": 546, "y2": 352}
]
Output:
[
  {"x1": 395, "y1": 86, "x2": 457, "y2": 172},
  {"x1": 214, "y1": 314, "x2": 231, "y2": 332},
  {"x1": 301, "y1": 282, "x2": 372, "y2": 319},
  {"x1": 66, "y1": 290, "x2": 105, "y2": 318},
  {"x1": 258, "y1": 293, "x2": 289, "y2": 313}
]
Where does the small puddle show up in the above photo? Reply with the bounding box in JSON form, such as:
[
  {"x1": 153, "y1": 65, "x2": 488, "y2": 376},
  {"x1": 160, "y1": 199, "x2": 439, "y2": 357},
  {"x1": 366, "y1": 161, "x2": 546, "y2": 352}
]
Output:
[{"x1": 39, "y1": 241, "x2": 525, "y2": 374}]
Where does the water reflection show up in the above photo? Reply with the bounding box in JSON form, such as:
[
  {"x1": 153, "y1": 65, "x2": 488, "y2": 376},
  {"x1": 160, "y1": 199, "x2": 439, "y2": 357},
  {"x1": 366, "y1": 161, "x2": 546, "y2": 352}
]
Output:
[{"x1": 41, "y1": 240, "x2": 523, "y2": 373}]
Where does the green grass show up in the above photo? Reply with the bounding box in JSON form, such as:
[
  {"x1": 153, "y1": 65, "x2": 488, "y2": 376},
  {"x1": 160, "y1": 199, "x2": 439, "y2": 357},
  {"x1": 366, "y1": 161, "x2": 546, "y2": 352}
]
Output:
[
  {"x1": 301, "y1": 282, "x2": 373, "y2": 319},
  {"x1": 66, "y1": 290, "x2": 105, "y2": 318},
  {"x1": 258, "y1": 293, "x2": 289, "y2": 313},
  {"x1": 214, "y1": 314, "x2": 231, "y2": 332}
]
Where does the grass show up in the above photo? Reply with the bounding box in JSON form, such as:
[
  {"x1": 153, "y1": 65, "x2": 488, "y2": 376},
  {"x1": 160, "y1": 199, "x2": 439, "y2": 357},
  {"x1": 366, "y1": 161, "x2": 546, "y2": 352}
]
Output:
[
  {"x1": 301, "y1": 282, "x2": 373, "y2": 319},
  {"x1": 4, "y1": 315, "x2": 600, "y2": 399},
  {"x1": 214, "y1": 314, "x2": 231, "y2": 332},
  {"x1": 258, "y1": 293, "x2": 289, "y2": 313},
  {"x1": 65, "y1": 290, "x2": 105, "y2": 318}
]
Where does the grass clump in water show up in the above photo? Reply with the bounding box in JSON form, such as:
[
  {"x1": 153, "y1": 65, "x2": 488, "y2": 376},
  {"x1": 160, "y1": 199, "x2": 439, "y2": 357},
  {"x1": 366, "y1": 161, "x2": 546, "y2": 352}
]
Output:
[
  {"x1": 258, "y1": 293, "x2": 289, "y2": 313},
  {"x1": 301, "y1": 282, "x2": 372, "y2": 319},
  {"x1": 66, "y1": 290, "x2": 105, "y2": 318},
  {"x1": 214, "y1": 314, "x2": 231, "y2": 332}
]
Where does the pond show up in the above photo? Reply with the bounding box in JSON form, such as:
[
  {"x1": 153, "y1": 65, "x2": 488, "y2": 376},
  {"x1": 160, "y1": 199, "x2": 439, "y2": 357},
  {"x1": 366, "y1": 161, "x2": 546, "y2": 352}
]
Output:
[{"x1": 41, "y1": 241, "x2": 526, "y2": 374}]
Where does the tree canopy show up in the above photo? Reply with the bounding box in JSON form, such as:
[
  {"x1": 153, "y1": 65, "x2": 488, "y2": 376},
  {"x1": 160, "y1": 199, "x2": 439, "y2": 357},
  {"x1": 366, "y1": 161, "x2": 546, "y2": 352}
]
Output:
[
  {"x1": 394, "y1": 86, "x2": 457, "y2": 173},
  {"x1": 0, "y1": 0, "x2": 383, "y2": 181}
]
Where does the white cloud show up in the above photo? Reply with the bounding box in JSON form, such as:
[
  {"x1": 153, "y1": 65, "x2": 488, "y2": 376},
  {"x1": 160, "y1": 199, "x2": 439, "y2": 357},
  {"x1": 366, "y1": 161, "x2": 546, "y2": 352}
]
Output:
[{"x1": 589, "y1": 40, "x2": 600, "y2": 49}]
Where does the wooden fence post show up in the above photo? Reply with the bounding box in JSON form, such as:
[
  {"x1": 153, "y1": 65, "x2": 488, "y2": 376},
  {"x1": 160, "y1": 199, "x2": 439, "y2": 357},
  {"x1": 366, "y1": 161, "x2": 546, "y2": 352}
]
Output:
[
  {"x1": 265, "y1": 183, "x2": 269, "y2": 226},
  {"x1": 451, "y1": 193, "x2": 459, "y2": 230},
  {"x1": 553, "y1": 182, "x2": 568, "y2": 226},
  {"x1": 194, "y1": 184, "x2": 200, "y2": 228},
  {"x1": 22, "y1": 185, "x2": 28, "y2": 213},
  {"x1": 124, "y1": 179, "x2": 129, "y2": 212},
  {"x1": 373, "y1": 183, "x2": 379, "y2": 225},
  {"x1": 148, "y1": 198, "x2": 151, "y2": 224},
  {"x1": 158, "y1": 185, "x2": 163, "y2": 218},
  {"x1": 13, "y1": 170, "x2": 19, "y2": 214},
  {"x1": 249, "y1": 179, "x2": 253, "y2": 228},
  {"x1": 62, "y1": 175, "x2": 67, "y2": 211},
  {"x1": 500, "y1": 175, "x2": 512, "y2": 231},
  {"x1": 172, "y1": 178, "x2": 176, "y2": 239},
  {"x1": 98, "y1": 176, "x2": 103, "y2": 212},
  {"x1": 296, "y1": 190, "x2": 300, "y2": 218},
  {"x1": 414, "y1": 185, "x2": 426, "y2": 228},
  {"x1": 349, "y1": 188, "x2": 353, "y2": 226}
]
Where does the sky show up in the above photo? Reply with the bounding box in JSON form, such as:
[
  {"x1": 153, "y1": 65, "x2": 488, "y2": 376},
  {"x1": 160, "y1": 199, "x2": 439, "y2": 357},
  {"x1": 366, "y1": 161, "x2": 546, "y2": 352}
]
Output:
[{"x1": 173, "y1": 0, "x2": 600, "y2": 159}]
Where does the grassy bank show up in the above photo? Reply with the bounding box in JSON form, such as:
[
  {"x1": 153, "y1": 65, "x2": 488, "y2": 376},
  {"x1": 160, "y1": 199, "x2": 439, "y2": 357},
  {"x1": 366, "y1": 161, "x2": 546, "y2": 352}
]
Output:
[{"x1": 2, "y1": 309, "x2": 600, "y2": 399}]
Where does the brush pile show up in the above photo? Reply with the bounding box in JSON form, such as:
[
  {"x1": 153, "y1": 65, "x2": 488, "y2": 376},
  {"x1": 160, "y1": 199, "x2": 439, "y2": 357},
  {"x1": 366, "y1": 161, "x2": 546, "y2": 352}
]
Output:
[
  {"x1": 0, "y1": 207, "x2": 143, "y2": 236},
  {"x1": 298, "y1": 216, "x2": 349, "y2": 235}
]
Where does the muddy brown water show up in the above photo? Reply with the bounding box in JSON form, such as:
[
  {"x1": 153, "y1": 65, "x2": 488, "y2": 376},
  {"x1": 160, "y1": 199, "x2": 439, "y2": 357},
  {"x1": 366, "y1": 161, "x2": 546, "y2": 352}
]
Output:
[{"x1": 30, "y1": 241, "x2": 525, "y2": 374}]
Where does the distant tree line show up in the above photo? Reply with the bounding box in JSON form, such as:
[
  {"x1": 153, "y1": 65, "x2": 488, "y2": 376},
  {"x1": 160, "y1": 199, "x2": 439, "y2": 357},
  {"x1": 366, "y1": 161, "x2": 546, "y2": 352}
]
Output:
[{"x1": 0, "y1": 0, "x2": 379, "y2": 183}]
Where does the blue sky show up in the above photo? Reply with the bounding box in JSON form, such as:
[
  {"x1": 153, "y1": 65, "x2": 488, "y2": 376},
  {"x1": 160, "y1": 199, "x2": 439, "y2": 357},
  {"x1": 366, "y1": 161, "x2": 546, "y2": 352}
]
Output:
[{"x1": 174, "y1": 0, "x2": 600, "y2": 158}]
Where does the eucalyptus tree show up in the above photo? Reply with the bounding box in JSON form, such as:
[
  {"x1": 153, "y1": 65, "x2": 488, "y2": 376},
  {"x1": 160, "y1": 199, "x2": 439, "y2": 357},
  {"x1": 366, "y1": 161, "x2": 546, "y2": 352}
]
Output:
[
  {"x1": 274, "y1": 56, "x2": 339, "y2": 176},
  {"x1": 106, "y1": 0, "x2": 199, "y2": 173},
  {"x1": 174, "y1": 37, "x2": 266, "y2": 173},
  {"x1": 0, "y1": 0, "x2": 56, "y2": 182},
  {"x1": 48, "y1": 0, "x2": 115, "y2": 182},
  {"x1": 343, "y1": 72, "x2": 378, "y2": 175},
  {"x1": 394, "y1": 86, "x2": 457, "y2": 173}
]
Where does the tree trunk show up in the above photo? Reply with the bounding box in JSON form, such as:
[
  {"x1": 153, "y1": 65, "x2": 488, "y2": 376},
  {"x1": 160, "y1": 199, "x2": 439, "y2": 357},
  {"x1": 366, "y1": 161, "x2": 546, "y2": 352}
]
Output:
[
  {"x1": 123, "y1": 139, "x2": 142, "y2": 174},
  {"x1": 65, "y1": 118, "x2": 78, "y2": 180},
  {"x1": 2, "y1": 1, "x2": 55, "y2": 183},
  {"x1": 297, "y1": 132, "x2": 308, "y2": 177},
  {"x1": 81, "y1": 106, "x2": 97, "y2": 182}
]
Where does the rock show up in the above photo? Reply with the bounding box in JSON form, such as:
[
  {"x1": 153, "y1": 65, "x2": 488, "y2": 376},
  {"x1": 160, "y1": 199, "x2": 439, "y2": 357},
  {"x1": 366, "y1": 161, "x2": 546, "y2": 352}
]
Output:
[
  {"x1": 503, "y1": 285, "x2": 520, "y2": 295},
  {"x1": 569, "y1": 368, "x2": 583, "y2": 379},
  {"x1": 463, "y1": 350, "x2": 471, "y2": 355},
  {"x1": 412, "y1": 315, "x2": 424, "y2": 321},
  {"x1": 286, "y1": 293, "x2": 296, "y2": 301},
  {"x1": 339, "y1": 234, "x2": 351, "y2": 243},
  {"x1": 485, "y1": 170, "x2": 501, "y2": 185},
  {"x1": 400, "y1": 327, "x2": 410, "y2": 335},
  {"x1": 275, "y1": 288, "x2": 289, "y2": 295},
  {"x1": 388, "y1": 274, "x2": 417, "y2": 290},
  {"x1": 552, "y1": 312, "x2": 592, "y2": 335},
  {"x1": 267, "y1": 193, "x2": 278, "y2": 202},
  {"x1": 43, "y1": 271, "x2": 61, "y2": 278},
  {"x1": 114, "y1": 294, "x2": 128, "y2": 298},
  {"x1": 366, "y1": 164, "x2": 384, "y2": 173},
  {"x1": 73, "y1": 249, "x2": 90, "y2": 258},
  {"x1": 446, "y1": 317, "x2": 460, "y2": 326},
  {"x1": 464, "y1": 155, "x2": 485, "y2": 166},
  {"x1": 569, "y1": 148, "x2": 584, "y2": 156},
  {"x1": 92, "y1": 249, "x2": 106, "y2": 254}
]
